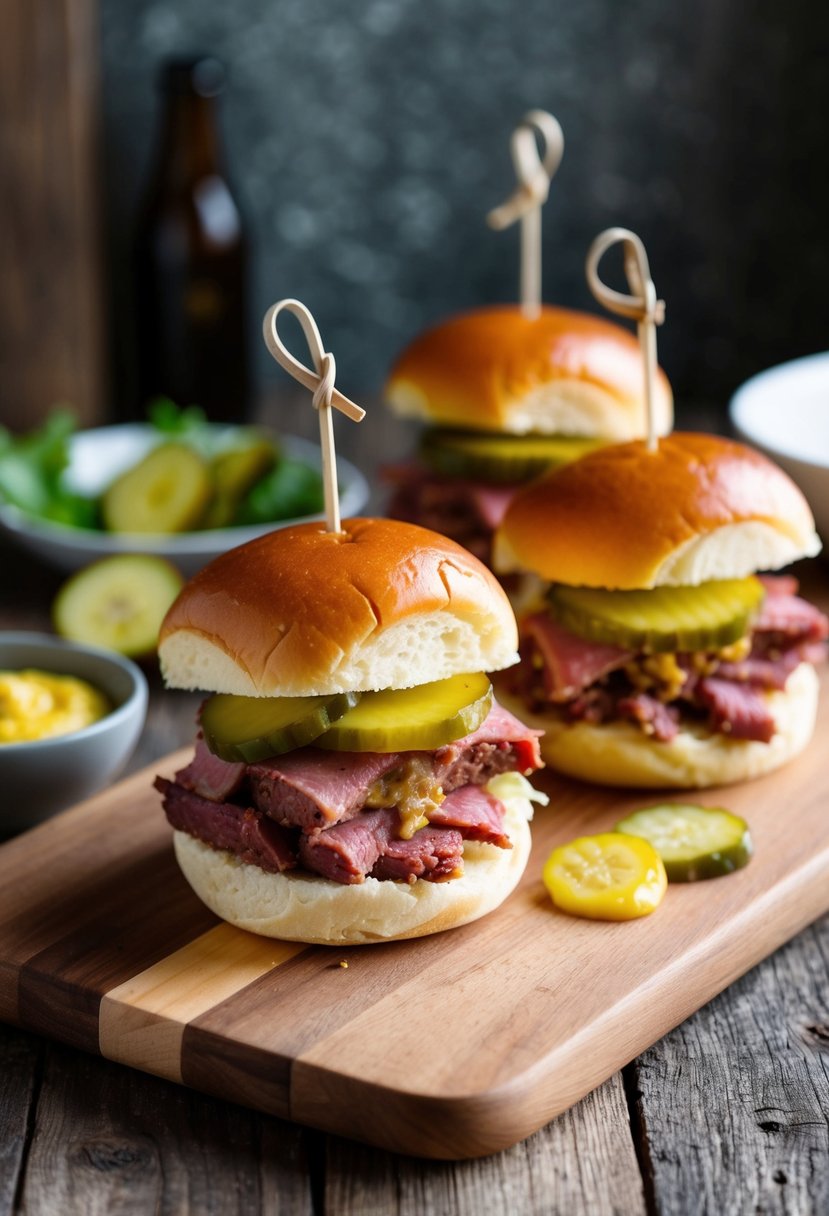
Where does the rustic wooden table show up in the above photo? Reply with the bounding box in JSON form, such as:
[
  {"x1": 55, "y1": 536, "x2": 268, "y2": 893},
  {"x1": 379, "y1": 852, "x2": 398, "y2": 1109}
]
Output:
[{"x1": 0, "y1": 400, "x2": 827, "y2": 1214}]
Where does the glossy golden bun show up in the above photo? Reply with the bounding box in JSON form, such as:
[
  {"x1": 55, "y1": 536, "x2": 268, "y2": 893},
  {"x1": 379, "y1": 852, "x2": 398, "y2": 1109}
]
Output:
[
  {"x1": 385, "y1": 305, "x2": 673, "y2": 439},
  {"x1": 159, "y1": 518, "x2": 519, "y2": 696},
  {"x1": 172, "y1": 792, "x2": 534, "y2": 944},
  {"x1": 495, "y1": 433, "x2": 821, "y2": 588},
  {"x1": 498, "y1": 664, "x2": 818, "y2": 789}
]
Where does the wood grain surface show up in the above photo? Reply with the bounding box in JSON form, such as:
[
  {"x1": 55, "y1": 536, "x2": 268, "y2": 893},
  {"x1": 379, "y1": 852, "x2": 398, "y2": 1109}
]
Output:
[
  {"x1": 1, "y1": 664, "x2": 827, "y2": 1160},
  {"x1": 0, "y1": 0, "x2": 105, "y2": 428}
]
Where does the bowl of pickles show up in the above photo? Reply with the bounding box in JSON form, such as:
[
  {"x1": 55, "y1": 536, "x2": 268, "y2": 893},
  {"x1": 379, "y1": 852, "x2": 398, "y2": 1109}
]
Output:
[{"x1": 0, "y1": 404, "x2": 370, "y2": 575}]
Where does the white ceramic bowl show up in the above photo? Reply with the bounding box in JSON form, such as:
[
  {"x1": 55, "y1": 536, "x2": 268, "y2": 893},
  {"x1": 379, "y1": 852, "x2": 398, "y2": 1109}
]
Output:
[
  {"x1": 0, "y1": 633, "x2": 148, "y2": 836},
  {"x1": 730, "y1": 351, "x2": 829, "y2": 545},
  {"x1": 0, "y1": 426, "x2": 370, "y2": 576}
]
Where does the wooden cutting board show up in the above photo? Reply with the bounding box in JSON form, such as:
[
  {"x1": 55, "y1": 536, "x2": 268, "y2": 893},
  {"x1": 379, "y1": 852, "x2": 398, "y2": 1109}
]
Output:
[{"x1": 1, "y1": 673, "x2": 828, "y2": 1159}]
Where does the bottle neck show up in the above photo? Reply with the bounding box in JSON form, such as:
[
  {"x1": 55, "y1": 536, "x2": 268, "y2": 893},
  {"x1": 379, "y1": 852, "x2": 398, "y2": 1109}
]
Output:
[{"x1": 154, "y1": 92, "x2": 224, "y2": 190}]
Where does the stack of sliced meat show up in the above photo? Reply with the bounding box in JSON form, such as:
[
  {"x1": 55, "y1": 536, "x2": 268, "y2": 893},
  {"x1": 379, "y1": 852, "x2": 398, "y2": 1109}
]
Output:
[
  {"x1": 514, "y1": 577, "x2": 828, "y2": 744},
  {"x1": 384, "y1": 463, "x2": 516, "y2": 565},
  {"x1": 156, "y1": 703, "x2": 542, "y2": 885}
]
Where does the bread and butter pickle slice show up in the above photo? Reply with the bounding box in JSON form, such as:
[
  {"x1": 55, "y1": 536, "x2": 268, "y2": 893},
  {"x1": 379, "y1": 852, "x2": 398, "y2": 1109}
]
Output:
[
  {"x1": 419, "y1": 429, "x2": 603, "y2": 484},
  {"x1": 201, "y1": 691, "x2": 362, "y2": 763},
  {"x1": 543, "y1": 833, "x2": 667, "y2": 921},
  {"x1": 614, "y1": 804, "x2": 753, "y2": 882},
  {"x1": 102, "y1": 443, "x2": 212, "y2": 533},
  {"x1": 547, "y1": 577, "x2": 765, "y2": 654},
  {"x1": 315, "y1": 672, "x2": 493, "y2": 753}
]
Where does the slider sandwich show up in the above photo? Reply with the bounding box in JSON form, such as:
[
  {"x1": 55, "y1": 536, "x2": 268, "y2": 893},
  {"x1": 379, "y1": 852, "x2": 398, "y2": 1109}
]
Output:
[
  {"x1": 494, "y1": 433, "x2": 827, "y2": 788},
  {"x1": 384, "y1": 305, "x2": 673, "y2": 564},
  {"x1": 155, "y1": 517, "x2": 545, "y2": 944}
]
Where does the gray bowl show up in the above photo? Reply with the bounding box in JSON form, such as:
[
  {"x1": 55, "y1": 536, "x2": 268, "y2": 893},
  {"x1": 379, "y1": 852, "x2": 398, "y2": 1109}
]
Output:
[{"x1": 0, "y1": 633, "x2": 148, "y2": 836}]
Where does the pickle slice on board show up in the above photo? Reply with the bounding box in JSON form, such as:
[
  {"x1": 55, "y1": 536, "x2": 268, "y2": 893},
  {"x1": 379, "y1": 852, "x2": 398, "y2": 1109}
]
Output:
[
  {"x1": 53, "y1": 554, "x2": 184, "y2": 657},
  {"x1": 419, "y1": 430, "x2": 603, "y2": 484},
  {"x1": 315, "y1": 672, "x2": 493, "y2": 752},
  {"x1": 102, "y1": 443, "x2": 212, "y2": 533},
  {"x1": 614, "y1": 804, "x2": 753, "y2": 882},
  {"x1": 201, "y1": 691, "x2": 362, "y2": 763},
  {"x1": 547, "y1": 577, "x2": 765, "y2": 654},
  {"x1": 542, "y1": 832, "x2": 667, "y2": 921}
]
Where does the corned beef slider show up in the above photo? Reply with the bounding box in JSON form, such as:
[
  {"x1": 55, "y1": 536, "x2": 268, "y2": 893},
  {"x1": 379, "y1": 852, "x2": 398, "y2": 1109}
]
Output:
[
  {"x1": 493, "y1": 433, "x2": 827, "y2": 788},
  {"x1": 384, "y1": 305, "x2": 673, "y2": 564},
  {"x1": 156, "y1": 517, "x2": 545, "y2": 944}
]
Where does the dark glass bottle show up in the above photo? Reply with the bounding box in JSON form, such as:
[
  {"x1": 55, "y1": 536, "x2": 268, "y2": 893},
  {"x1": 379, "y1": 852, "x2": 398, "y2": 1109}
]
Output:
[{"x1": 134, "y1": 57, "x2": 250, "y2": 421}]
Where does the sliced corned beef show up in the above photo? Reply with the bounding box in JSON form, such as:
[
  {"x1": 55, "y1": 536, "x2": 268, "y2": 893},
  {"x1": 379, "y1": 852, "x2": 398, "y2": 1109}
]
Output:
[
  {"x1": 524, "y1": 613, "x2": 630, "y2": 701},
  {"x1": 297, "y1": 808, "x2": 464, "y2": 884},
  {"x1": 371, "y1": 828, "x2": 464, "y2": 883},
  {"x1": 753, "y1": 591, "x2": 829, "y2": 645},
  {"x1": 437, "y1": 701, "x2": 543, "y2": 781},
  {"x1": 715, "y1": 648, "x2": 803, "y2": 690},
  {"x1": 467, "y1": 484, "x2": 516, "y2": 530},
  {"x1": 175, "y1": 735, "x2": 246, "y2": 803},
  {"x1": 617, "y1": 693, "x2": 680, "y2": 742},
  {"x1": 248, "y1": 749, "x2": 401, "y2": 831},
  {"x1": 384, "y1": 464, "x2": 515, "y2": 562},
  {"x1": 758, "y1": 574, "x2": 800, "y2": 597},
  {"x1": 426, "y1": 784, "x2": 511, "y2": 848},
  {"x1": 566, "y1": 686, "x2": 616, "y2": 724},
  {"x1": 247, "y1": 702, "x2": 541, "y2": 832},
  {"x1": 156, "y1": 777, "x2": 296, "y2": 873},
  {"x1": 695, "y1": 678, "x2": 776, "y2": 743}
]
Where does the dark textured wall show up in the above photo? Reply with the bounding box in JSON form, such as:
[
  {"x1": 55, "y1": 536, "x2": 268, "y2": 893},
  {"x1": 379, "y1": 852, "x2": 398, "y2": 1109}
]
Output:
[{"x1": 100, "y1": 0, "x2": 829, "y2": 419}]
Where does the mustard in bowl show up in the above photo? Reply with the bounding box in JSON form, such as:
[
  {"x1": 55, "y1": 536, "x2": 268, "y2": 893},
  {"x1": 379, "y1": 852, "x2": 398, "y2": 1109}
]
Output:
[{"x1": 0, "y1": 633, "x2": 148, "y2": 836}]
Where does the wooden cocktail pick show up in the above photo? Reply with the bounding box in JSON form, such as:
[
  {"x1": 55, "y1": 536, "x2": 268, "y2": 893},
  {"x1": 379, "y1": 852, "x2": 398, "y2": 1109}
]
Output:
[
  {"x1": 263, "y1": 299, "x2": 365, "y2": 533},
  {"x1": 586, "y1": 227, "x2": 666, "y2": 452},
  {"x1": 486, "y1": 110, "x2": 564, "y2": 320}
]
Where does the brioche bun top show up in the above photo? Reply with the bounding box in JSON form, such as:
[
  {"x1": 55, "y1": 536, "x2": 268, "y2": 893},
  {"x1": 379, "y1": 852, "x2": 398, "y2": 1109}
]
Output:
[
  {"x1": 159, "y1": 517, "x2": 519, "y2": 696},
  {"x1": 494, "y1": 433, "x2": 821, "y2": 588},
  {"x1": 385, "y1": 305, "x2": 673, "y2": 440}
]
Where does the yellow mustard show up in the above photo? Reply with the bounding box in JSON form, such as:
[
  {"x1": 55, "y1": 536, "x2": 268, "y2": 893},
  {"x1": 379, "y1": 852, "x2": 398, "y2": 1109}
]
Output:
[{"x1": 0, "y1": 669, "x2": 110, "y2": 744}]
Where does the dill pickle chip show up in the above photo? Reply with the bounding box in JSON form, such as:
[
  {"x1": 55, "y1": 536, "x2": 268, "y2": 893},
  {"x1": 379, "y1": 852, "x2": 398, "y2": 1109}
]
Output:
[
  {"x1": 102, "y1": 443, "x2": 212, "y2": 533},
  {"x1": 614, "y1": 804, "x2": 752, "y2": 882},
  {"x1": 547, "y1": 577, "x2": 765, "y2": 654},
  {"x1": 201, "y1": 439, "x2": 277, "y2": 529},
  {"x1": 419, "y1": 429, "x2": 603, "y2": 484},
  {"x1": 53, "y1": 554, "x2": 183, "y2": 657},
  {"x1": 201, "y1": 691, "x2": 362, "y2": 762},
  {"x1": 315, "y1": 672, "x2": 492, "y2": 752}
]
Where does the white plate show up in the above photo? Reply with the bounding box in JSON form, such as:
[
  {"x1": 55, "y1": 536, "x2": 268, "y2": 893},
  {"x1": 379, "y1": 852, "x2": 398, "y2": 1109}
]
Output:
[
  {"x1": 0, "y1": 425, "x2": 370, "y2": 576},
  {"x1": 729, "y1": 351, "x2": 829, "y2": 544}
]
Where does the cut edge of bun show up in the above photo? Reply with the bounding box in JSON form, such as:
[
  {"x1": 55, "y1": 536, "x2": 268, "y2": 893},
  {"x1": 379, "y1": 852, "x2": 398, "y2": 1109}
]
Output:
[
  {"x1": 494, "y1": 519, "x2": 821, "y2": 585},
  {"x1": 384, "y1": 305, "x2": 674, "y2": 439},
  {"x1": 159, "y1": 609, "x2": 519, "y2": 697},
  {"x1": 172, "y1": 794, "x2": 533, "y2": 944},
  {"x1": 497, "y1": 663, "x2": 819, "y2": 789},
  {"x1": 493, "y1": 434, "x2": 821, "y2": 588},
  {"x1": 387, "y1": 375, "x2": 673, "y2": 441},
  {"x1": 158, "y1": 518, "x2": 519, "y2": 696}
]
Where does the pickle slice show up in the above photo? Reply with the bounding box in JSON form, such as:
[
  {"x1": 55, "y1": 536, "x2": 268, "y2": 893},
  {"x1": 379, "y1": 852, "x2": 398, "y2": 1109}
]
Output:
[
  {"x1": 201, "y1": 439, "x2": 277, "y2": 529},
  {"x1": 201, "y1": 691, "x2": 362, "y2": 763},
  {"x1": 547, "y1": 577, "x2": 765, "y2": 654},
  {"x1": 315, "y1": 673, "x2": 493, "y2": 753},
  {"x1": 615, "y1": 804, "x2": 753, "y2": 882},
  {"x1": 542, "y1": 833, "x2": 667, "y2": 921},
  {"x1": 102, "y1": 443, "x2": 212, "y2": 533},
  {"x1": 53, "y1": 554, "x2": 184, "y2": 657},
  {"x1": 419, "y1": 429, "x2": 603, "y2": 484}
]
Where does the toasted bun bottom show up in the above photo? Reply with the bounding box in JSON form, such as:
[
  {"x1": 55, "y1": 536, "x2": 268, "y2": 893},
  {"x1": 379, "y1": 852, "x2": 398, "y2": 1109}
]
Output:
[
  {"x1": 172, "y1": 796, "x2": 533, "y2": 945},
  {"x1": 497, "y1": 663, "x2": 819, "y2": 789}
]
